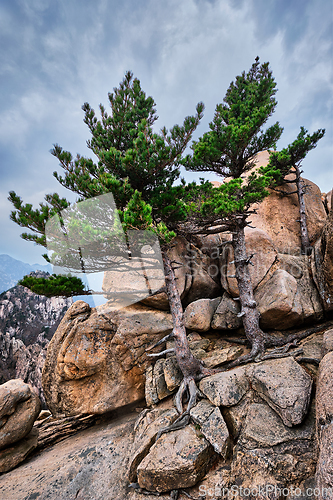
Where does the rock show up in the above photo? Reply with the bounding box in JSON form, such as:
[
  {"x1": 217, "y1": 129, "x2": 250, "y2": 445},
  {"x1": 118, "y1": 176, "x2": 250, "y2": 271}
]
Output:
[
  {"x1": 145, "y1": 365, "x2": 158, "y2": 407},
  {"x1": 315, "y1": 423, "x2": 333, "y2": 499},
  {"x1": 0, "y1": 427, "x2": 38, "y2": 474},
  {"x1": 255, "y1": 269, "x2": 299, "y2": 329},
  {"x1": 163, "y1": 357, "x2": 182, "y2": 392},
  {"x1": 137, "y1": 425, "x2": 215, "y2": 492},
  {"x1": 199, "y1": 366, "x2": 250, "y2": 407},
  {"x1": 182, "y1": 243, "x2": 222, "y2": 305},
  {"x1": 190, "y1": 400, "x2": 230, "y2": 457},
  {"x1": 42, "y1": 301, "x2": 173, "y2": 416},
  {"x1": 312, "y1": 203, "x2": 333, "y2": 312},
  {"x1": 251, "y1": 357, "x2": 312, "y2": 427},
  {"x1": 152, "y1": 359, "x2": 173, "y2": 401},
  {"x1": 220, "y1": 227, "x2": 277, "y2": 297},
  {"x1": 249, "y1": 154, "x2": 327, "y2": 255},
  {"x1": 211, "y1": 293, "x2": 242, "y2": 330},
  {"x1": 128, "y1": 406, "x2": 178, "y2": 482},
  {"x1": 316, "y1": 351, "x2": 333, "y2": 430},
  {"x1": 184, "y1": 297, "x2": 220, "y2": 332},
  {"x1": 0, "y1": 412, "x2": 138, "y2": 500},
  {"x1": 223, "y1": 390, "x2": 254, "y2": 439},
  {"x1": 0, "y1": 380, "x2": 41, "y2": 450},
  {"x1": 232, "y1": 401, "x2": 316, "y2": 486},
  {"x1": 321, "y1": 328, "x2": 333, "y2": 357},
  {"x1": 201, "y1": 345, "x2": 244, "y2": 369}
]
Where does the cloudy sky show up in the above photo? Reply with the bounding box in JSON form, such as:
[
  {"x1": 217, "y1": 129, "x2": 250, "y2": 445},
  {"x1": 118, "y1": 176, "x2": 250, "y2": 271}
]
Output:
[{"x1": 0, "y1": 0, "x2": 332, "y2": 265}]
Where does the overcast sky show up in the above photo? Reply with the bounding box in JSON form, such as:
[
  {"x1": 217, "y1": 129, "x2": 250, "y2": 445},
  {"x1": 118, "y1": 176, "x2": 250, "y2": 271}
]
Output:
[{"x1": 0, "y1": 0, "x2": 332, "y2": 265}]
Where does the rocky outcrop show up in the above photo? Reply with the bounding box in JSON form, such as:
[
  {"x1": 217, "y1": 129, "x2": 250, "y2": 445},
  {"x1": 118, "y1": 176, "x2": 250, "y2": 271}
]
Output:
[
  {"x1": 251, "y1": 357, "x2": 312, "y2": 427},
  {"x1": 184, "y1": 297, "x2": 220, "y2": 332},
  {"x1": 0, "y1": 281, "x2": 72, "y2": 404},
  {"x1": 42, "y1": 301, "x2": 173, "y2": 416},
  {"x1": 0, "y1": 380, "x2": 41, "y2": 473},
  {"x1": 249, "y1": 151, "x2": 327, "y2": 255},
  {"x1": 315, "y1": 351, "x2": 333, "y2": 497},
  {"x1": 312, "y1": 196, "x2": 333, "y2": 312},
  {"x1": 0, "y1": 282, "x2": 72, "y2": 346}
]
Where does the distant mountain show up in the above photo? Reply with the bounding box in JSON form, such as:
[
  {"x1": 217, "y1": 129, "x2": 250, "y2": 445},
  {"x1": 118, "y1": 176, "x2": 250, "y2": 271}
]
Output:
[
  {"x1": 0, "y1": 275, "x2": 73, "y2": 407},
  {"x1": 0, "y1": 254, "x2": 52, "y2": 294}
]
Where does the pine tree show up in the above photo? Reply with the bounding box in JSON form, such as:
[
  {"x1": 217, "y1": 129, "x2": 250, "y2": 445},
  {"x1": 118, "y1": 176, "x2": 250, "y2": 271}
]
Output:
[
  {"x1": 183, "y1": 57, "x2": 287, "y2": 362},
  {"x1": 268, "y1": 127, "x2": 325, "y2": 255},
  {"x1": 9, "y1": 71, "x2": 208, "y2": 419}
]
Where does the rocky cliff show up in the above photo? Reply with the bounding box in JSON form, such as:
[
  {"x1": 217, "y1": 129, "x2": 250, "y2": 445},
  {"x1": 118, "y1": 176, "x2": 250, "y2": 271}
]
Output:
[{"x1": 0, "y1": 277, "x2": 72, "y2": 405}]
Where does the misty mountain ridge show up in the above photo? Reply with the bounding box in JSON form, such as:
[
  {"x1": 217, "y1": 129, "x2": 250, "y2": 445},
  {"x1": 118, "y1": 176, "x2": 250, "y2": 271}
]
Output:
[{"x1": 0, "y1": 254, "x2": 52, "y2": 294}]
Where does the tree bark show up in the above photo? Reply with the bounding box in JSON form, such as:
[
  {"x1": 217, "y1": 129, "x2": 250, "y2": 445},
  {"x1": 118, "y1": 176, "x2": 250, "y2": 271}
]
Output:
[
  {"x1": 294, "y1": 164, "x2": 312, "y2": 255},
  {"x1": 232, "y1": 221, "x2": 266, "y2": 356},
  {"x1": 162, "y1": 251, "x2": 203, "y2": 380}
]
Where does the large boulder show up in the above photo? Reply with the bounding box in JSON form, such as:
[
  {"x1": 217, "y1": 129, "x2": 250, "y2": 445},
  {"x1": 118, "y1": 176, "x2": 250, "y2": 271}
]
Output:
[
  {"x1": 199, "y1": 366, "x2": 250, "y2": 407},
  {"x1": 311, "y1": 198, "x2": 333, "y2": 313},
  {"x1": 251, "y1": 357, "x2": 312, "y2": 427},
  {"x1": 255, "y1": 255, "x2": 323, "y2": 329},
  {"x1": 232, "y1": 401, "x2": 317, "y2": 488},
  {"x1": 42, "y1": 301, "x2": 173, "y2": 417},
  {"x1": 137, "y1": 425, "x2": 215, "y2": 492},
  {"x1": 315, "y1": 350, "x2": 333, "y2": 498},
  {"x1": 248, "y1": 151, "x2": 327, "y2": 255},
  {"x1": 0, "y1": 379, "x2": 41, "y2": 450},
  {"x1": 184, "y1": 297, "x2": 220, "y2": 332}
]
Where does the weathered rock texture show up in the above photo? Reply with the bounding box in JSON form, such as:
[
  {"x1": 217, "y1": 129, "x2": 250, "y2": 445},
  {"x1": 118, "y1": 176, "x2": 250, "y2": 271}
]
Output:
[
  {"x1": 251, "y1": 357, "x2": 312, "y2": 427},
  {"x1": 312, "y1": 197, "x2": 333, "y2": 312},
  {"x1": 249, "y1": 151, "x2": 327, "y2": 255},
  {"x1": 0, "y1": 281, "x2": 72, "y2": 405},
  {"x1": 315, "y1": 351, "x2": 333, "y2": 497},
  {"x1": 0, "y1": 379, "x2": 41, "y2": 450},
  {"x1": 42, "y1": 301, "x2": 173, "y2": 416},
  {"x1": 0, "y1": 380, "x2": 41, "y2": 474},
  {"x1": 137, "y1": 425, "x2": 215, "y2": 492}
]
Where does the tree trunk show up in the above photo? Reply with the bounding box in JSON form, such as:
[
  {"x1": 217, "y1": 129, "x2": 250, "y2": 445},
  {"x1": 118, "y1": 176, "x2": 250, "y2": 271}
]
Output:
[
  {"x1": 294, "y1": 164, "x2": 311, "y2": 255},
  {"x1": 232, "y1": 221, "x2": 266, "y2": 356},
  {"x1": 162, "y1": 251, "x2": 203, "y2": 380}
]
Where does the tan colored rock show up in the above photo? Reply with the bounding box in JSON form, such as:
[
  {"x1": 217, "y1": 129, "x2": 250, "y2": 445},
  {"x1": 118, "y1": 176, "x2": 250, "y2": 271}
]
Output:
[
  {"x1": 190, "y1": 400, "x2": 230, "y2": 457},
  {"x1": 315, "y1": 352, "x2": 333, "y2": 496},
  {"x1": 251, "y1": 357, "x2": 312, "y2": 427},
  {"x1": 277, "y1": 253, "x2": 323, "y2": 325},
  {"x1": 42, "y1": 301, "x2": 173, "y2": 417},
  {"x1": 211, "y1": 292, "x2": 242, "y2": 330},
  {"x1": 0, "y1": 380, "x2": 41, "y2": 450},
  {"x1": 249, "y1": 153, "x2": 327, "y2": 255},
  {"x1": 128, "y1": 406, "x2": 178, "y2": 482},
  {"x1": 255, "y1": 269, "x2": 299, "y2": 329},
  {"x1": 0, "y1": 428, "x2": 38, "y2": 474},
  {"x1": 137, "y1": 425, "x2": 215, "y2": 492},
  {"x1": 184, "y1": 297, "x2": 220, "y2": 332},
  {"x1": 201, "y1": 345, "x2": 244, "y2": 369},
  {"x1": 316, "y1": 351, "x2": 333, "y2": 429},
  {"x1": 321, "y1": 328, "x2": 333, "y2": 357},
  {"x1": 223, "y1": 390, "x2": 254, "y2": 439},
  {"x1": 199, "y1": 366, "x2": 250, "y2": 407},
  {"x1": 232, "y1": 401, "x2": 317, "y2": 488},
  {"x1": 220, "y1": 227, "x2": 277, "y2": 297},
  {"x1": 312, "y1": 203, "x2": 333, "y2": 312}
]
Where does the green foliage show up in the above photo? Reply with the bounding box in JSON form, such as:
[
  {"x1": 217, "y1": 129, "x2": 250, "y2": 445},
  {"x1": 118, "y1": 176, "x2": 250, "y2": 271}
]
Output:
[
  {"x1": 268, "y1": 126, "x2": 325, "y2": 181},
  {"x1": 9, "y1": 71, "x2": 204, "y2": 255},
  {"x1": 183, "y1": 57, "x2": 283, "y2": 179},
  {"x1": 19, "y1": 274, "x2": 87, "y2": 298}
]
